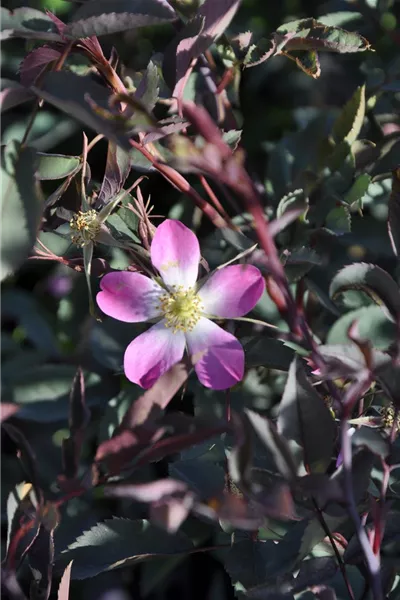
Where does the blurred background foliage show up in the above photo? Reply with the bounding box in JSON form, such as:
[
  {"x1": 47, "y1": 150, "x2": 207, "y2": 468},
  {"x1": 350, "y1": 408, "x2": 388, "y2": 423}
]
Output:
[{"x1": 2, "y1": 0, "x2": 400, "y2": 599}]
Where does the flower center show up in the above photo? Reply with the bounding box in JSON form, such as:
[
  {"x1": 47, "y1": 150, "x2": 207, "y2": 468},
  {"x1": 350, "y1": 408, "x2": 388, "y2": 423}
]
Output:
[
  {"x1": 70, "y1": 210, "x2": 101, "y2": 247},
  {"x1": 159, "y1": 286, "x2": 203, "y2": 333}
]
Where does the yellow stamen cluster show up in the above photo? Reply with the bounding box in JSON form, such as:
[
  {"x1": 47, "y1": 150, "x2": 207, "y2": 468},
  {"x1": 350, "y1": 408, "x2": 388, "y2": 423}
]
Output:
[
  {"x1": 158, "y1": 286, "x2": 203, "y2": 333},
  {"x1": 381, "y1": 404, "x2": 400, "y2": 433},
  {"x1": 70, "y1": 210, "x2": 101, "y2": 247}
]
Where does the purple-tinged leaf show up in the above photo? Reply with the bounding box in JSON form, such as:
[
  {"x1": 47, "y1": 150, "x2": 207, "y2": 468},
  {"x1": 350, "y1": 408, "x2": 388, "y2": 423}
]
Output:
[
  {"x1": 0, "y1": 7, "x2": 62, "y2": 42},
  {"x1": 329, "y1": 262, "x2": 400, "y2": 322},
  {"x1": 28, "y1": 520, "x2": 57, "y2": 600},
  {"x1": 150, "y1": 495, "x2": 193, "y2": 533},
  {"x1": 66, "y1": 0, "x2": 177, "y2": 39},
  {"x1": 195, "y1": 492, "x2": 266, "y2": 531},
  {"x1": 164, "y1": 0, "x2": 241, "y2": 95},
  {"x1": 0, "y1": 80, "x2": 35, "y2": 113},
  {"x1": 2, "y1": 570, "x2": 29, "y2": 599},
  {"x1": 31, "y1": 72, "x2": 133, "y2": 151},
  {"x1": 1, "y1": 403, "x2": 20, "y2": 422},
  {"x1": 351, "y1": 427, "x2": 389, "y2": 459},
  {"x1": 104, "y1": 479, "x2": 193, "y2": 533},
  {"x1": 105, "y1": 479, "x2": 188, "y2": 503},
  {"x1": 118, "y1": 361, "x2": 190, "y2": 430},
  {"x1": 294, "y1": 474, "x2": 344, "y2": 509},
  {"x1": 57, "y1": 561, "x2": 72, "y2": 600},
  {"x1": 135, "y1": 60, "x2": 159, "y2": 114},
  {"x1": 97, "y1": 142, "x2": 131, "y2": 207},
  {"x1": 19, "y1": 46, "x2": 61, "y2": 88},
  {"x1": 5, "y1": 484, "x2": 41, "y2": 570},
  {"x1": 142, "y1": 117, "x2": 189, "y2": 145},
  {"x1": 245, "y1": 409, "x2": 298, "y2": 481},
  {"x1": 388, "y1": 166, "x2": 400, "y2": 256},
  {"x1": 278, "y1": 358, "x2": 337, "y2": 474},
  {"x1": 58, "y1": 518, "x2": 193, "y2": 579},
  {"x1": 3, "y1": 424, "x2": 42, "y2": 501},
  {"x1": 316, "y1": 344, "x2": 390, "y2": 380},
  {"x1": 45, "y1": 10, "x2": 67, "y2": 38}
]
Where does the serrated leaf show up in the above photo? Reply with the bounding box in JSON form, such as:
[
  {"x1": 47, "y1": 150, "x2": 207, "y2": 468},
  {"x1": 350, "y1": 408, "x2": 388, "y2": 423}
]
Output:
[
  {"x1": 97, "y1": 142, "x2": 131, "y2": 207},
  {"x1": 57, "y1": 561, "x2": 72, "y2": 600},
  {"x1": 163, "y1": 0, "x2": 240, "y2": 95},
  {"x1": 59, "y1": 518, "x2": 193, "y2": 579},
  {"x1": 332, "y1": 85, "x2": 366, "y2": 145},
  {"x1": 1, "y1": 141, "x2": 43, "y2": 281},
  {"x1": 278, "y1": 358, "x2": 336, "y2": 473},
  {"x1": 66, "y1": 0, "x2": 176, "y2": 38},
  {"x1": 329, "y1": 263, "x2": 400, "y2": 321},
  {"x1": 284, "y1": 49, "x2": 321, "y2": 79},
  {"x1": 36, "y1": 153, "x2": 81, "y2": 180},
  {"x1": 136, "y1": 60, "x2": 159, "y2": 114},
  {"x1": 276, "y1": 19, "x2": 371, "y2": 54},
  {"x1": 32, "y1": 72, "x2": 133, "y2": 151},
  {"x1": 0, "y1": 7, "x2": 61, "y2": 41},
  {"x1": 19, "y1": 45, "x2": 61, "y2": 87}
]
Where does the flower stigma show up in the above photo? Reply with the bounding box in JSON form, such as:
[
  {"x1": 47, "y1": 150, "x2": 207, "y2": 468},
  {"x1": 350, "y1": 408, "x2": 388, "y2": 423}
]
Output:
[
  {"x1": 70, "y1": 210, "x2": 101, "y2": 247},
  {"x1": 158, "y1": 286, "x2": 203, "y2": 333}
]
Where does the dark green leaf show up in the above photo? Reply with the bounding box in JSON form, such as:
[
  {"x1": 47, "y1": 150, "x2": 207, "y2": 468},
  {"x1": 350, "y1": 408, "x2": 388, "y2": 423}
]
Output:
[
  {"x1": 0, "y1": 7, "x2": 61, "y2": 41},
  {"x1": 277, "y1": 358, "x2": 336, "y2": 473},
  {"x1": 332, "y1": 85, "x2": 366, "y2": 145},
  {"x1": 327, "y1": 305, "x2": 396, "y2": 350},
  {"x1": 224, "y1": 539, "x2": 275, "y2": 589},
  {"x1": 37, "y1": 153, "x2": 81, "y2": 181},
  {"x1": 169, "y1": 459, "x2": 225, "y2": 498},
  {"x1": 58, "y1": 518, "x2": 193, "y2": 579},
  {"x1": 276, "y1": 19, "x2": 371, "y2": 54},
  {"x1": 325, "y1": 205, "x2": 351, "y2": 235},
  {"x1": 344, "y1": 173, "x2": 371, "y2": 210},
  {"x1": 245, "y1": 409, "x2": 298, "y2": 481},
  {"x1": 329, "y1": 262, "x2": 400, "y2": 321},
  {"x1": 4, "y1": 365, "x2": 117, "y2": 422},
  {"x1": 244, "y1": 337, "x2": 295, "y2": 371},
  {"x1": 1, "y1": 141, "x2": 43, "y2": 281}
]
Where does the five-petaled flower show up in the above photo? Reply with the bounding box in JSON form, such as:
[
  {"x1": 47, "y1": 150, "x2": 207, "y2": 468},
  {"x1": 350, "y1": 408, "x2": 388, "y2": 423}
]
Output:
[{"x1": 97, "y1": 220, "x2": 264, "y2": 390}]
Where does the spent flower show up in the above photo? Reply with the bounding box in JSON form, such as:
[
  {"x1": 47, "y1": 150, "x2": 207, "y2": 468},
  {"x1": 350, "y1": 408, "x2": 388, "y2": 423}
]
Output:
[{"x1": 97, "y1": 219, "x2": 264, "y2": 389}]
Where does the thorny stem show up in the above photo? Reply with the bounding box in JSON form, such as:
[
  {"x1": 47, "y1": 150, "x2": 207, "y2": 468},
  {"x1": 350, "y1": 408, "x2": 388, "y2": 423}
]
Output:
[
  {"x1": 198, "y1": 175, "x2": 234, "y2": 227},
  {"x1": 129, "y1": 139, "x2": 230, "y2": 229}
]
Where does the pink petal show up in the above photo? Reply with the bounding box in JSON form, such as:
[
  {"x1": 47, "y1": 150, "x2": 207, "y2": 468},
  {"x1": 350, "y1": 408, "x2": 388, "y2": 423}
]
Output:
[
  {"x1": 124, "y1": 321, "x2": 185, "y2": 388},
  {"x1": 198, "y1": 264, "x2": 264, "y2": 317},
  {"x1": 97, "y1": 271, "x2": 163, "y2": 322},
  {"x1": 151, "y1": 220, "x2": 200, "y2": 289},
  {"x1": 186, "y1": 318, "x2": 244, "y2": 390}
]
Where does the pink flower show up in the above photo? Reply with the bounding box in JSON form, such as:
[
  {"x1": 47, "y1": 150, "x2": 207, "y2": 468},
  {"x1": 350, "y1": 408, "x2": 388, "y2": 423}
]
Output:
[{"x1": 97, "y1": 220, "x2": 264, "y2": 390}]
